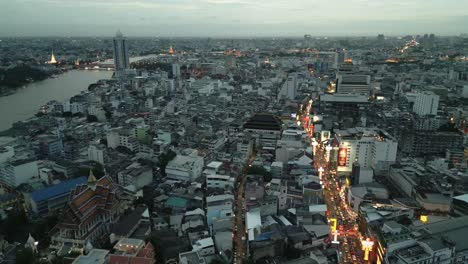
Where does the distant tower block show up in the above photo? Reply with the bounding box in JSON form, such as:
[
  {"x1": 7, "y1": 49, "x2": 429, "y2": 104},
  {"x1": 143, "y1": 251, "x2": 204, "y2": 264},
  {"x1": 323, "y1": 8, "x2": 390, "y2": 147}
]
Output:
[
  {"x1": 113, "y1": 30, "x2": 130, "y2": 77},
  {"x1": 49, "y1": 51, "x2": 57, "y2": 64},
  {"x1": 169, "y1": 46, "x2": 175, "y2": 55}
]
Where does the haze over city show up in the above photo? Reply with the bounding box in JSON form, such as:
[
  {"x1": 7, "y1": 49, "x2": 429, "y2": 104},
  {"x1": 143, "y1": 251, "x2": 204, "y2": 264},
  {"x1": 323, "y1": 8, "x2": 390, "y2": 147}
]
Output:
[
  {"x1": 1, "y1": 0, "x2": 468, "y2": 36},
  {"x1": 0, "y1": 1, "x2": 468, "y2": 264}
]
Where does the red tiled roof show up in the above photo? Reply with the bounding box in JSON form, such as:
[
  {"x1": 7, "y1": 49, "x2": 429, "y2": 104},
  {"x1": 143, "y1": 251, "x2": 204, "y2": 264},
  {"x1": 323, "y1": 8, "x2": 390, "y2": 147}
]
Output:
[
  {"x1": 55, "y1": 176, "x2": 121, "y2": 232},
  {"x1": 110, "y1": 255, "x2": 131, "y2": 264},
  {"x1": 130, "y1": 258, "x2": 154, "y2": 264}
]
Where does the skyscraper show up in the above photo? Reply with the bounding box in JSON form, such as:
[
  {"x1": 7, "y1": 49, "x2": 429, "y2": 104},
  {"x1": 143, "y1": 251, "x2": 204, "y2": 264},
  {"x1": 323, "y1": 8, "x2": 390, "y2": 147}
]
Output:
[{"x1": 113, "y1": 30, "x2": 129, "y2": 77}]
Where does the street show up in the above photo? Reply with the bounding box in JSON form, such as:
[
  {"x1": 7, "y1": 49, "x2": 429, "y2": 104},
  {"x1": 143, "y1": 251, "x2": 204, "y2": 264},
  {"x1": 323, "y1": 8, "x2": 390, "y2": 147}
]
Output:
[
  {"x1": 300, "y1": 100, "x2": 368, "y2": 264},
  {"x1": 233, "y1": 154, "x2": 256, "y2": 264}
]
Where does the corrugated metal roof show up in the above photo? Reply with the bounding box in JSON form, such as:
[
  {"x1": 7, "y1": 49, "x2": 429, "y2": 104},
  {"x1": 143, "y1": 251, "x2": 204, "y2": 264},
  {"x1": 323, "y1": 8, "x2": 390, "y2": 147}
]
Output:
[{"x1": 30, "y1": 176, "x2": 87, "y2": 202}]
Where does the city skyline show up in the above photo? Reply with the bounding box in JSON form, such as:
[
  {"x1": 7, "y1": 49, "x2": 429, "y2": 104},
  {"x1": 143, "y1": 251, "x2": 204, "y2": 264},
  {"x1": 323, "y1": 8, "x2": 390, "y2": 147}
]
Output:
[{"x1": 1, "y1": 0, "x2": 468, "y2": 37}]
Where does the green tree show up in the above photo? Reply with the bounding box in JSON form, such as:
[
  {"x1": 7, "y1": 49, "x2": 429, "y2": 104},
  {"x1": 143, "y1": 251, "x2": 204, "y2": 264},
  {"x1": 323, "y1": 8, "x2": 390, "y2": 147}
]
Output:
[
  {"x1": 210, "y1": 258, "x2": 226, "y2": 264},
  {"x1": 16, "y1": 247, "x2": 37, "y2": 264},
  {"x1": 105, "y1": 111, "x2": 112, "y2": 120},
  {"x1": 158, "y1": 150, "x2": 177, "y2": 176},
  {"x1": 246, "y1": 165, "x2": 272, "y2": 182},
  {"x1": 146, "y1": 232, "x2": 163, "y2": 262},
  {"x1": 86, "y1": 115, "x2": 98, "y2": 122},
  {"x1": 0, "y1": 209, "x2": 29, "y2": 242},
  {"x1": 285, "y1": 243, "x2": 302, "y2": 259},
  {"x1": 62, "y1": 111, "x2": 72, "y2": 118}
]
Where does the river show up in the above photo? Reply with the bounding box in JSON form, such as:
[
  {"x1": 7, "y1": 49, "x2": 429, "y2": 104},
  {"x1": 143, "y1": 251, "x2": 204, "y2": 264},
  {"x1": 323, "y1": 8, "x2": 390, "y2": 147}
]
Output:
[{"x1": 0, "y1": 70, "x2": 112, "y2": 131}]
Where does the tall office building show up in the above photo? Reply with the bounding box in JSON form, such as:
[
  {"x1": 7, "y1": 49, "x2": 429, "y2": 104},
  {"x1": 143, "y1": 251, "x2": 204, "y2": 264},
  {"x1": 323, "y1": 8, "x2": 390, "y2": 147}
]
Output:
[
  {"x1": 113, "y1": 30, "x2": 130, "y2": 77},
  {"x1": 413, "y1": 92, "x2": 439, "y2": 116}
]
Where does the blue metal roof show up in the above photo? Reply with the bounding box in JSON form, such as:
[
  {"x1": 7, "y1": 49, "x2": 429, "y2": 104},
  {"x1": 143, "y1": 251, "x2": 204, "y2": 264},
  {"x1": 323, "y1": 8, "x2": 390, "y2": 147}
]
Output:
[
  {"x1": 255, "y1": 231, "x2": 277, "y2": 241},
  {"x1": 30, "y1": 176, "x2": 87, "y2": 202}
]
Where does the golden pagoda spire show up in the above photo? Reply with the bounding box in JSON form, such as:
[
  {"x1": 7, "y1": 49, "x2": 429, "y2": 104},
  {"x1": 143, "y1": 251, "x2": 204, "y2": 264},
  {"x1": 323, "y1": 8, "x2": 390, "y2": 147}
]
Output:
[
  {"x1": 88, "y1": 169, "x2": 97, "y2": 184},
  {"x1": 168, "y1": 46, "x2": 175, "y2": 55},
  {"x1": 49, "y1": 51, "x2": 57, "y2": 64}
]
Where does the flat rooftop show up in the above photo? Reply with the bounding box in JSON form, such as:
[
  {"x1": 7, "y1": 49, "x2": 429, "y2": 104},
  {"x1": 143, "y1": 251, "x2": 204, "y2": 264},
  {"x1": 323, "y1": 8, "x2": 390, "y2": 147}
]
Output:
[{"x1": 320, "y1": 93, "x2": 369, "y2": 103}]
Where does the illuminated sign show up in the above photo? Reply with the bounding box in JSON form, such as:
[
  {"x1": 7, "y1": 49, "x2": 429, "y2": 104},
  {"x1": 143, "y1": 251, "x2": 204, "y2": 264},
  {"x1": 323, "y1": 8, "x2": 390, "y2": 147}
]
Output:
[
  {"x1": 291, "y1": 113, "x2": 297, "y2": 119},
  {"x1": 329, "y1": 218, "x2": 339, "y2": 244},
  {"x1": 420, "y1": 215, "x2": 428, "y2": 224},
  {"x1": 331, "y1": 230, "x2": 340, "y2": 244},
  {"x1": 362, "y1": 238, "x2": 374, "y2": 261},
  {"x1": 338, "y1": 148, "x2": 348, "y2": 166},
  {"x1": 329, "y1": 218, "x2": 337, "y2": 232}
]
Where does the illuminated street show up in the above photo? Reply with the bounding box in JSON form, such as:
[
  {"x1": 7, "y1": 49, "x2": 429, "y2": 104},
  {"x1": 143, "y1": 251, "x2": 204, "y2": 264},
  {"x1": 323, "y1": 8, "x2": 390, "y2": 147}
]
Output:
[
  {"x1": 233, "y1": 154, "x2": 256, "y2": 264},
  {"x1": 301, "y1": 100, "x2": 370, "y2": 264}
]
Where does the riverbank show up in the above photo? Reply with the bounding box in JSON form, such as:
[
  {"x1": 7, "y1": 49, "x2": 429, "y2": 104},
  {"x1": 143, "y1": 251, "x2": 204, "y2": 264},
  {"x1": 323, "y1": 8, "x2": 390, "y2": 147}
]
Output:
[
  {"x1": 0, "y1": 70, "x2": 112, "y2": 131},
  {"x1": 0, "y1": 64, "x2": 64, "y2": 97}
]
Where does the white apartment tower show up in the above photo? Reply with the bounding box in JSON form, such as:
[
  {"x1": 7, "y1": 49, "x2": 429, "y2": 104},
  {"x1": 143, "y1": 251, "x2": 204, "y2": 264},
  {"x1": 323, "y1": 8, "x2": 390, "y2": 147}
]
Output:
[
  {"x1": 87, "y1": 145, "x2": 105, "y2": 165},
  {"x1": 335, "y1": 127, "x2": 398, "y2": 174},
  {"x1": 277, "y1": 74, "x2": 297, "y2": 100},
  {"x1": 413, "y1": 92, "x2": 439, "y2": 116}
]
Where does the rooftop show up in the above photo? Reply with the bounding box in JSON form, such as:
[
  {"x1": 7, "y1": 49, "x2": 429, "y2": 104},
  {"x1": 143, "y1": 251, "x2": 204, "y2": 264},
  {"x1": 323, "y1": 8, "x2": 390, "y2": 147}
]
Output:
[
  {"x1": 72, "y1": 249, "x2": 109, "y2": 264},
  {"x1": 243, "y1": 113, "x2": 282, "y2": 131},
  {"x1": 30, "y1": 176, "x2": 87, "y2": 202},
  {"x1": 320, "y1": 93, "x2": 369, "y2": 103}
]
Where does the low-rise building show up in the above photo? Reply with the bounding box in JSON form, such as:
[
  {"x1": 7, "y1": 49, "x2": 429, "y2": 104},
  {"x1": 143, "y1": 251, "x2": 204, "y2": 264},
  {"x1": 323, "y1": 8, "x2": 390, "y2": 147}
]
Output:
[
  {"x1": 109, "y1": 238, "x2": 155, "y2": 264},
  {"x1": 206, "y1": 194, "x2": 234, "y2": 225},
  {"x1": 25, "y1": 176, "x2": 87, "y2": 217},
  {"x1": 166, "y1": 155, "x2": 204, "y2": 182},
  {"x1": 206, "y1": 174, "x2": 234, "y2": 190}
]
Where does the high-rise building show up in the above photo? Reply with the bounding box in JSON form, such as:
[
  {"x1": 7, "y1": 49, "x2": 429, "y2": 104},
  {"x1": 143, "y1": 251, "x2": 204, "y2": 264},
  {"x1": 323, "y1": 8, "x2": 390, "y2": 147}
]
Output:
[
  {"x1": 172, "y1": 63, "x2": 181, "y2": 77},
  {"x1": 462, "y1": 85, "x2": 468, "y2": 98},
  {"x1": 334, "y1": 127, "x2": 398, "y2": 174},
  {"x1": 412, "y1": 92, "x2": 439, "y2": 116},
  {"x1": 337, "y1": 49, "x2": 348, "y2": 65},
  {"x1": 277, "y1": 74, "x2": 297, "y2": 100},
  {"x1": 377, "y1": 34, "x2": 385, "y2": 42},
  {"x1": 87, "y1": 144, "x2": 105, "y2": 165},
  {"x1": 113, "y1": 30, "x2": 130, "y2": 77}
]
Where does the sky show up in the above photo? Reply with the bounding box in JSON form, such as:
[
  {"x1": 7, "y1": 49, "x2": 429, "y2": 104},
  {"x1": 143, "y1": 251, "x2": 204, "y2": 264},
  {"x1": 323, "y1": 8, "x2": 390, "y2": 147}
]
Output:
[{"x1": 1, "y1": 0, "x2": 467, "y2": 37}]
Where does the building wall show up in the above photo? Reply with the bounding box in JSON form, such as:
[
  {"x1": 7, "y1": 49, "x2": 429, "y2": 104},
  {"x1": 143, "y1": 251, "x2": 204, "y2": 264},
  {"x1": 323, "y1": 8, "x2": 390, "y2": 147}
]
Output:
[
  {"x1": 88, "y1": 145, "x2": 105, "y2": 165},
  {"x1": 207, "y1": 203, "x2": 233, "y2": 225},
  {"x1": 337, "y1": 136, "x2": 397, "y2": 173},
  {"x1": 0, "y1": 146, "x2": 14, "y2": 163},
  {"x1": 388, "y1": 169, "x2": 415, "y2": 197},
  {"x1": 413, "y1": 93, "x2": 439, "y2": 116},
  {"x1": 166, "y1": 156, "x2": 204, "y2": 182},
  {"x1": 206, "y1": 176, "x2": 234, "y2": 189},
  {"x1": 10, "y1": 161, "x2": 38, "y2": 187},
  {"x1": 106, "y1": 130, "x2": 120, "y2": 149},
  {"x1": 260, "y1": 199, "x2": 278, "y2": 216}
]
